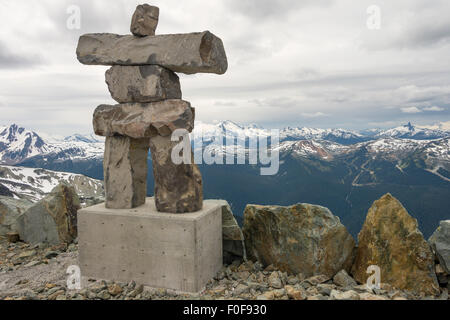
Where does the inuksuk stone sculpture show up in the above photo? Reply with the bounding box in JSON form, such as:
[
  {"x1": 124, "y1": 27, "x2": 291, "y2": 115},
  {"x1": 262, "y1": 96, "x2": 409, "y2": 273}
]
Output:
[
  {"x1": 76, "y1": 4, "x2": 227, "y2": 292},
  {"x1": 76, "y1": 4, "x2": 227, "y2": 213}
]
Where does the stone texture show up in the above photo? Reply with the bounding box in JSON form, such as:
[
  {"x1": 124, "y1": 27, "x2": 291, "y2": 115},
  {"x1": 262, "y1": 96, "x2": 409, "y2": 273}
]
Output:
[
  {"x1": 16, "y1": 184, "x2": 80, "y2": 245},
  {"x1": 243, "y1": 203, "x2": 355, "y2": 277},
  {"x1": 330, "y1": 290, "x2": 360, "y2": 300},
  {"x1": 103, "y1": 136, "x2": 149, "y2": 209},
  {"x1": 429, "y1": 220, "x2": 450, "y2": 274},
  {"x1": 76, "y1": 31, "x2": 228, "y2": 75},
  {"x1": 105, "y1": 65, "x2": 181, "y2": 103},
  {"x1": 130, "y1": 4, "x2": 159, "y2": 37},
  {"x1": 93, "y1": 100, "x2": 195, "y2": 139},
  {"x1": 6, "y1": 232, "x2": 20, "y2": 243},
  {"x1": 149, "y1": 135, "x2": 202, "y2": 213},
  {"x1": 217, "y1": 200, "x2": 246, "y2": 264},
  {"x1": 333, "y1": 270, "x2": 357, "y2": 288},
  {"x1": 351, "y1": 193, "x2": 440, "y2": 296},
  {"x1": 0, "y1": 196, "x2": 32, "y2": 236},
  {"x1": 77, "y1": 198, "x2": 222, "y2": 293}
]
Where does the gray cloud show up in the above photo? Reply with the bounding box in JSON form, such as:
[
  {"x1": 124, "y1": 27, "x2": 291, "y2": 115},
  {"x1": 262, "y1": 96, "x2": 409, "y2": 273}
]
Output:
[
  {"x1": 226, "y1": 0, "x2": 334, "y2": 20},
  {"x1": 0, "y1": 41, "x2": 43, "y2": 69},
  {"x1": 0, "y1": 0, "x2": 449, "y2": 134}
]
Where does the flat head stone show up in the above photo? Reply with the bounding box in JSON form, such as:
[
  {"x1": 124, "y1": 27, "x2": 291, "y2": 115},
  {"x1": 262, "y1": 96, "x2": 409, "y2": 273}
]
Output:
[
  {"x1": 131, "y1": 4, "x2": 159, "y2": 37},
  {"x1": 105, "y1": 65, "x2": 181, "y2": 103},
  {"x1": 93, "y1": 100, "x2": 195, "y2": 139}
]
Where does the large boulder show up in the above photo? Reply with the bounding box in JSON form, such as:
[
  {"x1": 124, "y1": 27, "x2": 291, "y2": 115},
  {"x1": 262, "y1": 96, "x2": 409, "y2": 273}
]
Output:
[
  {"x1": 217, "y1": 200, "x2": 246, "y2": 264},
  {"x1": 429, "y1": 220, "x2": 450, "y2": 274},
  {"x1": 17, "y1": 184, "x2": 81, "y2": 245},
  {"x1": 243, "y1": 203, "x2": 355, "y2": 277},
  {"x1": 351, "y1": 194, "x2": 439, "y2": 296},
  {"x1": 0, "y1": 196, "x2": 32, "y2": 236}
]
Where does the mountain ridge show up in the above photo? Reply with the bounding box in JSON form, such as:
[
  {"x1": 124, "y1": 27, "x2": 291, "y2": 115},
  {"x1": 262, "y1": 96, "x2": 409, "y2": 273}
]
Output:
[{"x1": 1, "y1": 122, "x2": 449, "y2": 238}]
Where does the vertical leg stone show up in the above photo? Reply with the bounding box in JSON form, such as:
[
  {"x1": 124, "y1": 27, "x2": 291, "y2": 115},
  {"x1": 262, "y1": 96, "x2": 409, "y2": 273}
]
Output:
[
  {"x1": 104, "y1": 135, "x2": 149, "y2": 209},
  {"x1": 149, "y1": 135, "x2": 203, "y2": 213}
]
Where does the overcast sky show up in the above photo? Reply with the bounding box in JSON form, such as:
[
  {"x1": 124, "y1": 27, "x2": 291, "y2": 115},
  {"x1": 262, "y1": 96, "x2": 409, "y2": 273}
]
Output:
[{"x1": 1, "y1": 0, "x2": 450, "y2": 135}]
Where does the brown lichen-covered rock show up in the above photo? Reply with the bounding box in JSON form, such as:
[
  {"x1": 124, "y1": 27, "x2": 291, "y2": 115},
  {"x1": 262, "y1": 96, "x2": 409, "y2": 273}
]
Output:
[
  {"x1": 351, "y1": 193, "x2": 440, "y2": 296},
  {"x1": 149, "y1": 135, "x2": 202, "y2": 213},
  {"x1": 243, "y1": 203, "x2": 355, "y2": 277},
  {"x1": 16, "y1": 184, "x2": 80, "y2": 245},
  {"x1": 103, "y1": 136, "x2": 149, "y2": 209},
  {"x1": 93, "y1": 100, "x2": 195, "y2": 139},
  {"x1": 76, "y1": 32, "x2": 228, "y2": 75},
  {"x1": 105, "y1": 65, "x2": 181, "y2": 103},
  {"x1": 130, "y1": 4, "x2": 159, "y2": 37}
]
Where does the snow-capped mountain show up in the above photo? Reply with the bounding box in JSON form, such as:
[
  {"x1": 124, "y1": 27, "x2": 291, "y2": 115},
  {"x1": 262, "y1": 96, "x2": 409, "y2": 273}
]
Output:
[
  {"x1": 374, "y1": 122, "x2": 450, "y2": 140},
  {"x1": 0, "y1": 165, "x2": 104, "y2": 203},
  {"x1": 280, "y1": 127, "x2": 365, "y2": 145},
  {"x1": 1, "y1": 121, "x2": 449, "y2": 168},
  {"x1": 0, "y1": 124, "x2": 52, "y2": 165},
  {"x1": 0, "y1": 124, "x2": 104, "y2": 165}
]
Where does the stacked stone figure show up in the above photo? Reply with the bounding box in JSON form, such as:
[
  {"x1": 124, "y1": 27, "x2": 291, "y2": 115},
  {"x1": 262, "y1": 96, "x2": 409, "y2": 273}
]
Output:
[{"x1": 76, "y1": 4, "x2": 228, "y2": 213}]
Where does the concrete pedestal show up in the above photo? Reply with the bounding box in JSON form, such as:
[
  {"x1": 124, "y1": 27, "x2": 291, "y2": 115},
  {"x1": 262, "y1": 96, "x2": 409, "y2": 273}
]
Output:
[{"x1": 77, "y1": 198, "x2": 222, "y2": 293}]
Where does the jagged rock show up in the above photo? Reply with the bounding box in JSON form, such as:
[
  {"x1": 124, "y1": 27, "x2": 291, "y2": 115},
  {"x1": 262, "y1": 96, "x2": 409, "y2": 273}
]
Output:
[
  {"x1": 268, "y1": 271, "x2": 283, "y2": 289},
  {"x1": 103, "y1": 136, "x2": 149, "y2": 209},
  {"x1": 243, "y1": 203, "x2": 355, "y2": 277},
  {"x1": 108, "y1": 284, "x2": 123, "y2": 296},
  {"x1": 333, "y1": 270, "x2": 357, "y2": 288},
  {"x1": 435, "y1": 264, "x2": 448, "y2": 285},
  {"x1": 130, "y1": 4, "x2": 159, "y2": 37},
  {"x1": 429, "y1": 220, "x2": 450, "y2": 274},
  {"x1": 359, "y1": 292, "x2": 389, "y2": 300},
  {"x1": 149, "y1": 135, "x2": 202, "y2": 213},
  {"x1": 351, "y1": 193, "x2": 440, "y2": 296},
  {"x1": 304, "y1": 274, "x2": 330, "y2": 286},
  {"x1": 105, "y1": 65, "x2": 181, "y2": 103},
  {"x1": 6, "y1": 232, "x2": 20, "y2": 243},
  {"x1": 16, "y1": 184, "x2": 80, "y2": 245},
  {"x1": 76, "y1": 31, "x2": 228, "y2": 75},
  {"x1": 0, "y1": 196, "x2": 32, "y2": 236},
  {"x1": 330, "y1": 289, "x2": 360, "y2": 300},
  {"x1": 93, "y1": 100, "x2": 195, "y2": 139},
  {"x1": 285, "y1": 285, "x2": 307, "y2": 300},
  {"x1": 216, "y1": 200, "x2": 246, "y2": 264}
]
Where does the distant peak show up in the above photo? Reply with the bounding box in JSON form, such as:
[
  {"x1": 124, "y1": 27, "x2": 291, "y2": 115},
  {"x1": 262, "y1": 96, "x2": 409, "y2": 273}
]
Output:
[
  {"x1": 404, "y1": 122, "x2": 414, "y2": 131},
  {"x1": 218, "y1": 120, "x2": 243, "y2": 129},
  {"x1": 247, "y1": 123, "x2": 262, "y2": 129}
]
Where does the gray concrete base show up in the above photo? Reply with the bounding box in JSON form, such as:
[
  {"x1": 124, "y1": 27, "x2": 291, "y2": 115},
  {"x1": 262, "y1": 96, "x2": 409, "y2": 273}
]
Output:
[{"x1": 77, "y1": 198, "x2": 223, "y2": 293}]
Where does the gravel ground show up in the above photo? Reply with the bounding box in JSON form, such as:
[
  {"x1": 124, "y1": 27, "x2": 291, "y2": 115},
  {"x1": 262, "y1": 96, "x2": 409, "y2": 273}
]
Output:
[{"x1": 0, "y1": 236, "x2": 448, "y2": 301}]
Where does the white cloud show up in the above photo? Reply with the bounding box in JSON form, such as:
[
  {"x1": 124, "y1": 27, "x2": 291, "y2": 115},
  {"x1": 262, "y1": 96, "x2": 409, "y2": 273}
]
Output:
[
  {"x1": 401, "y1": 107, "x2": 422, "y2": 114},
  {"x1": 301, "y1": 112, "x2": 328, "y2": 118},
  {"x1": 423, "y1": 106, "x2": 445, "y2": 112}
]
